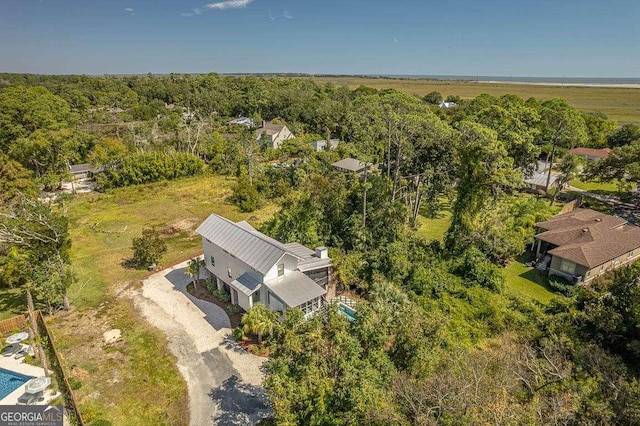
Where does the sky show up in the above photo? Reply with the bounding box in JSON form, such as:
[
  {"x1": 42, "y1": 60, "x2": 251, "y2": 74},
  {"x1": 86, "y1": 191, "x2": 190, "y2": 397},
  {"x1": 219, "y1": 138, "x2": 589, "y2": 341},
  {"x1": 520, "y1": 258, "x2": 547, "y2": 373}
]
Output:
[{"x1": 0, "y1": 0, "x2": 638, "y2": 77}]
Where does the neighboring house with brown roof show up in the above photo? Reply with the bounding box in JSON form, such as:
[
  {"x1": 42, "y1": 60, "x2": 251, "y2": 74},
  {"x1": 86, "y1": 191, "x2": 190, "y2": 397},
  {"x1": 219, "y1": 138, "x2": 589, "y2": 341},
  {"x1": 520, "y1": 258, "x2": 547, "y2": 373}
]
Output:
[
  {"x1": 534, "y1": 208, "x2": 640, "y2": 283},
  {"x1": 255, "y1": 120, "x2": 294, "y2": 149},
  {"x1": 568, "y1": 147, "x2": 612, "y2": 161}
]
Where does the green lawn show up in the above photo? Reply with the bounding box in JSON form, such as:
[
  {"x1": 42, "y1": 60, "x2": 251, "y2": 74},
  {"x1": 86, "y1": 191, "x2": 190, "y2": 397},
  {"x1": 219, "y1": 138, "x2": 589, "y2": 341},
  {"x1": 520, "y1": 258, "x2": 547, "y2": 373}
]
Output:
[
  {"x1": 569, "y1": 179, "x2": 622, "y2": 193},
  {"x1": 502, "y1": 254, "x2": 560, "y2": 305},
  {"x1": 414, "y1": 200, "x2": 453, "y2": 242},
  {"x1": 43, "y1": 174, "x2": 278, "y2": 425}
]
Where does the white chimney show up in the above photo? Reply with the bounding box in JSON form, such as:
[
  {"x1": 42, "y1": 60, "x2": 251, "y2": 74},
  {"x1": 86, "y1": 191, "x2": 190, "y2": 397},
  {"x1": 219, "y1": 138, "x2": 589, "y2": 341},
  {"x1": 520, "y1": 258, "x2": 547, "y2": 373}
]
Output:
[{"x1": 315, "y1": 246, "x2": 328, "y2": 259}]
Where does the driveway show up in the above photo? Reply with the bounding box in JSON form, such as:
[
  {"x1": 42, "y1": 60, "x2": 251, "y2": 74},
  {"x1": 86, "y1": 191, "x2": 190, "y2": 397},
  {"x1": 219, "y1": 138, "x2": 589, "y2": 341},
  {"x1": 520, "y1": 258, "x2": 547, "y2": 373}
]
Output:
[{"x1": 130, "y1": 259, "x2": 272, "y2": 425}]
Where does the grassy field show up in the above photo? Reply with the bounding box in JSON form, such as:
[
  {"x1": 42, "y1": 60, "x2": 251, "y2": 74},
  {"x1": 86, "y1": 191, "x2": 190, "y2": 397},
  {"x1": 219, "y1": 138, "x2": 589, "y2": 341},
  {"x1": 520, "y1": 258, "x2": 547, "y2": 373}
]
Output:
[
  {"x1": 310, "y1": 76, "x2": 640, "y2": 124},
  {"x1": 569, "y1": 179, "x2": 629, "y2": 193},
  {"x1": 415, "y1": 199, "x2": 559, "y2": 304},
  {"x1": 43, "y1": 174, "x2": 277, "y2": 425},
  {"x1": 502, "y1": 254, "x2": 559, "y2": 304}
]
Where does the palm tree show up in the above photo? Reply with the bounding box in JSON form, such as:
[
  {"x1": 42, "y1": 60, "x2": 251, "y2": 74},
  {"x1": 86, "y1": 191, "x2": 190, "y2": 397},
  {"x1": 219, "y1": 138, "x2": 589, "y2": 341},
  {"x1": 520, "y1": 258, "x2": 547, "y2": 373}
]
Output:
[
  {"x1": 185, "y1": 258, "x2": 205, "y2": 291},
  {"x1": 241, "y1": 303, "x2": 278, "y2": 344}
]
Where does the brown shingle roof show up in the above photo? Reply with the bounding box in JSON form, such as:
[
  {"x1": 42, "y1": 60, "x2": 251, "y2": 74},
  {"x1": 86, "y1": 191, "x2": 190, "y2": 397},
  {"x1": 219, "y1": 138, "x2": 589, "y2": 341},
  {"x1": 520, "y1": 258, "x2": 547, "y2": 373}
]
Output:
[
  {"x1": 255, "y1": 122, "x2": 286, "y2": 137},
  {"x1": 535, "y1": 208, "x2": 640, "y2": 268},
  {"x1": 568, "y1": 147, "x2": 612, "y2": 159}
]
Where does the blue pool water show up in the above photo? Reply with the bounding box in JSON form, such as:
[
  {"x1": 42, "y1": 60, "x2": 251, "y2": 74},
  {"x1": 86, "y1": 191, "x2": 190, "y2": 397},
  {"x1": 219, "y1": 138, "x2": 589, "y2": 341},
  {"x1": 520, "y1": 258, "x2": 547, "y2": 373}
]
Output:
[
  {"x1": 338, "y1": 303, "x2": 356, "y2": 322},
  {"x1": 0, "y1": 367, "x2": 32, "y2": 400}
]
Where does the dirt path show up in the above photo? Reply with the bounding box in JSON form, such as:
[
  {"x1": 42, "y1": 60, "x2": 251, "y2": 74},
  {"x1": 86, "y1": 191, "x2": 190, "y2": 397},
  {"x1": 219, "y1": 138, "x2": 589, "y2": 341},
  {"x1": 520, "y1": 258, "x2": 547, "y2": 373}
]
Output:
[{"x1": 128, "y1": 260, "x2": 271, "y2": 425}]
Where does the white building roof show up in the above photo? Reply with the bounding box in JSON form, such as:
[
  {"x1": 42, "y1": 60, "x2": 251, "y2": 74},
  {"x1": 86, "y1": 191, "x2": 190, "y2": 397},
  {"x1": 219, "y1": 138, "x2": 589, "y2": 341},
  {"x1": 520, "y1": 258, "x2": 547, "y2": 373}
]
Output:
[
  {"x1": 264, "y1": 271, "x2": 327, "y2": 307},
  {"x1": 196, "y1": 214, "x2": 300, "y2": 275}
]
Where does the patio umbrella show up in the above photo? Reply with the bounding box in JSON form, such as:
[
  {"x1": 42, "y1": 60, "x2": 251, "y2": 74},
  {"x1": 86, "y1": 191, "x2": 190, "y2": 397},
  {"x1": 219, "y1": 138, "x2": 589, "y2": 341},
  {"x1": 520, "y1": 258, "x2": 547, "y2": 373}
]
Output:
[
  {"x1": 5, "y1": 332, "x2": 29, "y2": 345},
  {"x1": 25, "y1": 377, "x2": 51, "y2": 394}
]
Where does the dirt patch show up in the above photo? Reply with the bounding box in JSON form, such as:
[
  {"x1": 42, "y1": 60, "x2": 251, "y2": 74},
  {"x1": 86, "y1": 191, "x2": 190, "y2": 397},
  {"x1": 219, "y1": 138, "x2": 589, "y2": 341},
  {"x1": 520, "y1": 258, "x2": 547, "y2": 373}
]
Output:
[
  {"x1": 186, "y1": 283, "x2": 244, "y2": 329},
  {"x1": 171, "y1": 218, "x2": 200, "y2": 236}
]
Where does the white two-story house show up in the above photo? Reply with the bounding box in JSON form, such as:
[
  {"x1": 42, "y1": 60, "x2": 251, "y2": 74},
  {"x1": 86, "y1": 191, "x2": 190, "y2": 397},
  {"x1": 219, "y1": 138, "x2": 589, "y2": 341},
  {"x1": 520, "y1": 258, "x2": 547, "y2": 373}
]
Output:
[{"x1": 196, "y1": 213, "x2": 332, "y2": 317}]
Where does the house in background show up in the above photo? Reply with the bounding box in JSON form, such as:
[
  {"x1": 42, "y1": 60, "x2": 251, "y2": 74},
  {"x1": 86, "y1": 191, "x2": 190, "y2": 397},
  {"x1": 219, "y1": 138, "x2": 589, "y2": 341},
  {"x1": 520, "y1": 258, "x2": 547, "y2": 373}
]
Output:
[
  {"x1": 196, "y1": 213, "x2": 333, "y2": 317},
  {"x1": 311, "y1": 139, "x2": 340, "y2": 152},
  {"x1": 524, "y1": 160, "x2": 559, "y2": 192},
  {"x1": 439, "y1": 100, "x2": 457, "y2": 109},
  {"x1": 228, "y1": 117, "x2": 256, "y2": 128},
  {"x1": 331, "y1": 158, "x2": 369, "y2": 175},
  {"x1": 533, "y1": 208, "x2": 640, "y2": 283},
  {"x1": 568, "y1": 147, "x2": 612, "y2": 161},
  {"x1": 255, "y1": 121, "x2": 295, "y2": 149}
]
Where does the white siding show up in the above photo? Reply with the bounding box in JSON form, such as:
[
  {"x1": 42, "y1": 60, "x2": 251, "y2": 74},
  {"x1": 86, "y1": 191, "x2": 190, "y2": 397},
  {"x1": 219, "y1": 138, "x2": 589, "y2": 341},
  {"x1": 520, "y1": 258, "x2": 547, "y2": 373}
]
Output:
[
  {"x1": 237, "y1": 292, "x2": 251, "y2": 312},
  {"x1": 202, "y1": 236, "x2": 264, "y2": 284},
  {"x1": 264, "y1": 254, "x2": 298, "y2": 281}
]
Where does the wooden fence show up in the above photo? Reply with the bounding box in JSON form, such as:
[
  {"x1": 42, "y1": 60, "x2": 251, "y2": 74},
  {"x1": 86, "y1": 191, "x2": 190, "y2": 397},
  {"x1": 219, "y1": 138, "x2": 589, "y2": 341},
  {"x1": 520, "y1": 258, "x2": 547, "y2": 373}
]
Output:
[
  {"x1": 0, "y1": 313, "x2": 28, "y2": 336},
  {"x1": 35, "y1": 311, "x2": 85, "y2": 426}
]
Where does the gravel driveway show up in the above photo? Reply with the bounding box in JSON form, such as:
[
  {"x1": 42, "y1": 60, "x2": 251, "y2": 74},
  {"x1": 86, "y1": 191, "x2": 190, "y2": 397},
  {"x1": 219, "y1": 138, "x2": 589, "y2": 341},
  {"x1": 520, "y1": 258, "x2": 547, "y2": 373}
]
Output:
[{"x1": 129, "y1": 259, "x2": 272, "y2": 425}]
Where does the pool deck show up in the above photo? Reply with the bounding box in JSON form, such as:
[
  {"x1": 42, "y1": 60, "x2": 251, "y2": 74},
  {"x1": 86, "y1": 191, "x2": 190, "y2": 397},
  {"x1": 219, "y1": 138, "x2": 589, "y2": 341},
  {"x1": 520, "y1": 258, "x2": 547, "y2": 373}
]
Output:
[{"x1": 0, "y1": 352, "x2": 59, "y2": 405}]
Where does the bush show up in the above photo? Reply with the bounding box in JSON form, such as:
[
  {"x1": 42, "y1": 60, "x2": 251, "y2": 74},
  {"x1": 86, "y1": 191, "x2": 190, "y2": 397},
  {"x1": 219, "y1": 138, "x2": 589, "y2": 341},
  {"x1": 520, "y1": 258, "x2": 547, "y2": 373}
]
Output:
[
  {"x1": 96, "y1": 152, "x2": 205, "y2": 191},
  {"x1": 131, "y1": 228, "x2": 167, "y2": 268},
  {"x1": 549, "y1": 275, "x2": 576, "y2": 296},
  {"x1": 68, "y1": 377, "x2": 82, "y2": 390},
  {"x1": 210, "y1": 287, "x2": 231, "y2": 303},
  {"x1": 232, "y1": 327, "x2": 244, "y2": 341},
  {"x1": 226, "y1": 305, "x2": 241, "y2": 315}
]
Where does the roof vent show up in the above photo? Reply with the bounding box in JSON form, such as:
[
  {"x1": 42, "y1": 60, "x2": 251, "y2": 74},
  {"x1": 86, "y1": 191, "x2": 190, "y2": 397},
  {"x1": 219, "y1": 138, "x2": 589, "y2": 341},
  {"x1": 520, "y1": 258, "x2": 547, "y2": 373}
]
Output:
[
  {"x1": 595, "y1": 218, "x2": 602, "y2": 222},
  {"x1": 582, "y1": 228, "x2": 588, "y2": 233}
]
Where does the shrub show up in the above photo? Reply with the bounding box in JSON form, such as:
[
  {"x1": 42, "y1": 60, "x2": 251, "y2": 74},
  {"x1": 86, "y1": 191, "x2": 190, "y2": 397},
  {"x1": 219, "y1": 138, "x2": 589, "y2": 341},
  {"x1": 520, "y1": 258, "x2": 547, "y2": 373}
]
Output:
[
  {"x1": 549, "y1": 275, "x2": 576, "y2": 296},
  {"x1": 226, "y1": 305, "x2": 241, "y2": 315},
  {"x1": 68, "y1": 377, "x2": 82, "y2": 390},
  {"x1": 232, "y1": 327, "x2": 244, "y2": 341},
  {"x1": 210, "y1": 287, "x2": 231, "y2": 303}
]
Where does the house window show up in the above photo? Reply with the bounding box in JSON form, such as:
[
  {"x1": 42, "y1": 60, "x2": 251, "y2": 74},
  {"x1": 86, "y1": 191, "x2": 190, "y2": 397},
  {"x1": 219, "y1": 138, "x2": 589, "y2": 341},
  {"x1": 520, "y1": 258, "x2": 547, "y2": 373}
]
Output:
[
  {"x1": 560, "y1": 259, "x2": 576, "y2": 275},
  {"x1": 252, "y1": 291, "x2": 260, "y2": 305},
  {"x1": 227, "y1": 267, "x2": 232, "y2": 278},
  {"x1": 278, "y1": 263, "x2": 284, "y2": 276},
  {"x1": 210, "y1": 256, "x2": 215, "y2": 267},
  {"x1": 629, "y1": 251, "x2": 634, "y2": 259}
]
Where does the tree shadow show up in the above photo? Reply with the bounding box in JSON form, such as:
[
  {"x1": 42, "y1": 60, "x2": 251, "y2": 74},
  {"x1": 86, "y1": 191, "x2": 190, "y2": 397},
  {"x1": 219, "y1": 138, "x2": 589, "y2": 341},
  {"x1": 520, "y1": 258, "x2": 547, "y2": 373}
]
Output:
[
  {"x1": 0, "y1": 289, "x2": 26, "y2": 318},
  {"x1": 120, "y1": 258, "x2": 139, "y2": 269},
  {"x1": 208, "y1": 375, "x2": 272, "y2": 425}
]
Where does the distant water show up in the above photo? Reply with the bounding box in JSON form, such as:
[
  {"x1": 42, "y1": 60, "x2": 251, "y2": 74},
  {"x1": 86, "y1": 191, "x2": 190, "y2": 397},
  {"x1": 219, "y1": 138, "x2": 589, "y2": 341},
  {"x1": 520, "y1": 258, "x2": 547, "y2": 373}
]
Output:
[{"x1": 373, "y1": 75, "x2": 640, "y2": 85}]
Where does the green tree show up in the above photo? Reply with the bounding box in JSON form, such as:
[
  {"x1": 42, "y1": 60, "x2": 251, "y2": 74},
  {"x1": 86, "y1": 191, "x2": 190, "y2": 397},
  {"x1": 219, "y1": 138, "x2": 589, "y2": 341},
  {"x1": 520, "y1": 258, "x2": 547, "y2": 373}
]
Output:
[
  {"x1": 241, "y1": 303, "x2": 279, "y2": 344},
  {"x1": 0, "y1": 85, "x2": 73, "y2": 151},
  {"x1": 131, "y1": 228, "x2": 167, "y2": 268},
  {"x1": 185, "y1": 257, "x2": 205, "y2": 291},
  {"x1": 538, "y1": 99, "x2": 588, "y2": 191},
  {"x1": 423, "y1": 91, "x2": 443, "y2": 104},
  {"x1": 0, "y1": 154, "x2": 38, "y2": 205},
  {"x1": 550, "y1": 154, "x2": 580, "y2": 205},
  {"x1": 445, "y1": 121, "x2": 521, "y2": 253},
  {"x1": 608, "y1": 123, "x2": 640, "y2": 147},
  {"x1": 584, "y1": 140, "x2": 640, "y2": 190}
]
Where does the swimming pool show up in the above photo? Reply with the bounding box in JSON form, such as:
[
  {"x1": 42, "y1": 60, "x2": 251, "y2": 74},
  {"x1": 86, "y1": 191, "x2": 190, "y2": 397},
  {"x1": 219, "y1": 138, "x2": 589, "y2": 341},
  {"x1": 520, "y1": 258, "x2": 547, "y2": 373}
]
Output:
[
  {"x1": 338, "y1": 303, "x2": 356, "y2": 322},
  {"x1": 0, "y1": 367, "x2": 32, "y2": 400}
]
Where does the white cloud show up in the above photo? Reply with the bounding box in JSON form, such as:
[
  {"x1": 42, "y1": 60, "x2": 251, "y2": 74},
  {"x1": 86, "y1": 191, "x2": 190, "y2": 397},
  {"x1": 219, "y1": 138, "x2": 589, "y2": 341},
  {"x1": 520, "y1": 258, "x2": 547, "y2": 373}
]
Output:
[
  {"x1": 206, "y1": 0, "x2": 254, "y2": 10},
  {"x1": 125, "y1": 7, "x2": 134, "y2": 15},
  {"x1": 393, "y1": 37, "x2": 399, "y2": 43},
  {"x1": 269, "y1": 9, "x2": 275, "y2": 20},
  {"x1": 283, "y1": 9, "x2": 293, "y2": 19}
]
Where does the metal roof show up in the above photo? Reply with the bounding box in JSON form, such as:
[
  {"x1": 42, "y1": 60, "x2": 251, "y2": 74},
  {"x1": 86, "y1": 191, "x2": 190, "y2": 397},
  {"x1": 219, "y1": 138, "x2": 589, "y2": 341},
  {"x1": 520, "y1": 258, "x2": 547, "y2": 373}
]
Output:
[
  {"x1": 282, "y1": 242, "x2": 315, "y2": 259},
  {"x1": 69, "y1": 163, "x2": 91, "y2": 173},
  {"x1": 196, "y1": 214, "x2": 293, "y2": 275},
  {"x1": 332, "y1": 158, "x2": 367, "y2": 172},
  {"x1": 264, "y1": 271, "x2": 326, "y2": 308},
  {"x1": 231, "y1": 272, "x2": 262, "y2": 296}
]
